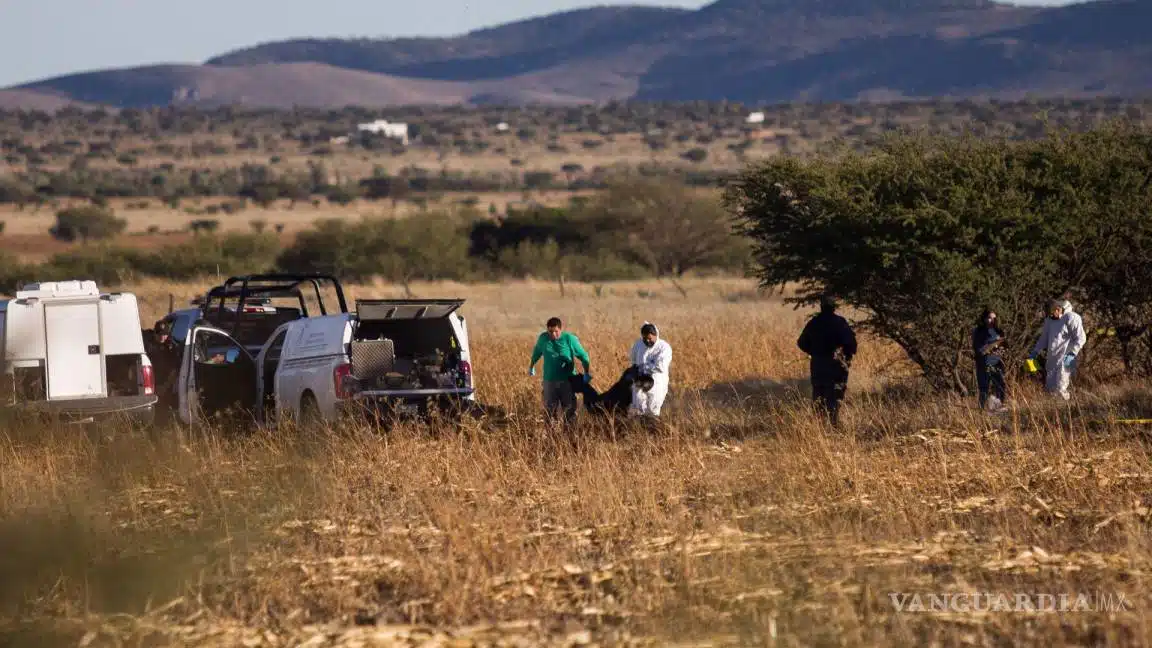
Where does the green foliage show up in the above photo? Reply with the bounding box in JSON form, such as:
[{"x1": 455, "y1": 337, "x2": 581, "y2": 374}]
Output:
[
  {"x1": 50, "y1": 206, "x2": 127, "y2": 243},
  {"x1": 681, "y1": 147, "x2": 708, "y2": 163},
  {"x1": 488, "y1": 240, "x2": 648, "y2": 282},
  {"x1": 131, "y1": 233, "x2": 281, "y2": 280},
  {"x1": 276, "y1": 213, "x2": 475, "y2": 282},
  {"x1": 37, "y1": 247, "x2": 140, "y2": 286},
  {"x1": 581, "y1": 178, "x2": 749, "y2": 277},
  {"x1": 0, "y1": 177, "x2": 37, "y2": 207},
  {"x1": 189, "y1": 219, "x2": 220, "y2": 234},
  {"x1": 323, "y1": 184, "x2": 359, "y2": 205},
  {"x1": 727, "y1": 121, "x2": 1152, "y2": 391},
  {"x1": 0, "y1": 250, "x2": 36, "y2": 294}
]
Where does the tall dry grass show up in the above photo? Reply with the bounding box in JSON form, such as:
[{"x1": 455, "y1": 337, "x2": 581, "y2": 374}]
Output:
[{"x1": 2, "y1": 278, "x2": 1151, "y2": 647}]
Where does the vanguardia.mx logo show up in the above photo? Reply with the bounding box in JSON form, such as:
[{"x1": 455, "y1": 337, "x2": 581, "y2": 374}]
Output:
[{"x1": 889, "y1": 591, "x2": 1133, "y2": 613}]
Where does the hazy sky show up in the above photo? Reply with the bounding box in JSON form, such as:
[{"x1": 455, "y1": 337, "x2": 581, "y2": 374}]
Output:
[{"x1": 0, "y1": 0, "x2": 1074, "y2": 87}]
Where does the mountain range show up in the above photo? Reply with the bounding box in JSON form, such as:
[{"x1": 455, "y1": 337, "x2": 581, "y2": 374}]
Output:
[{"x1": 3, "y1": 0, "x2": 1150, "y2": 110}]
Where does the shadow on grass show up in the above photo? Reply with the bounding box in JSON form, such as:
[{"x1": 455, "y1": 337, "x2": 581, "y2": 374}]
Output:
[{"x1": 701, "y1": 377, "x2": 812, "y2": 411}]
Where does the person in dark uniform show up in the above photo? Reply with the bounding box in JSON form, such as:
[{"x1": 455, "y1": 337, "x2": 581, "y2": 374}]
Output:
[
  {"x1": 797, "y1": 295, "x2": 858, "y2": 427},
  {"x1": 972, "y1": 308, "x2": 1007, "y2": 411},
  {"x1": 144, "y1": 318, "x2": 181, "y2": 418}
]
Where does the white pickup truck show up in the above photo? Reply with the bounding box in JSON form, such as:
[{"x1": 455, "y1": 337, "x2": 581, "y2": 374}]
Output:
[
  {"x1": 161, "y1": 274, "x2": 476, "y2": 426},
  {"x1": 0, "y1": 280, "x2": 157, "y2": 423}
]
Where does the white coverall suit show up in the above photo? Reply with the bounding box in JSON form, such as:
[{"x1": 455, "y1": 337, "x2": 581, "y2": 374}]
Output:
[
  {"x1": 1031, "y1": 300, "x2": 1087, "y2": 400},
  {"x1": 630, "y1": 323, "x2": 672, "y2": 416}
]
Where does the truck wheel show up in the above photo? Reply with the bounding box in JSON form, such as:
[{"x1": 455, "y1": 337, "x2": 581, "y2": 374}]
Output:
[{"x1": 299, "y1": 391, "x2": 321, "y2": 427}]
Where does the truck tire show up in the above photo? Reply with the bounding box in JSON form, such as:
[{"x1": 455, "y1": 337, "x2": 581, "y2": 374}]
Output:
[{"x1": 299, "y1": 391, "x2": 321, "y2": 427}]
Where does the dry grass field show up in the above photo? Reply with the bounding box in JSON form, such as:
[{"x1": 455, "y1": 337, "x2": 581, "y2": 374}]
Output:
[{"x1": 2, "y1": 278, "x2": 1152, "y2": 647}]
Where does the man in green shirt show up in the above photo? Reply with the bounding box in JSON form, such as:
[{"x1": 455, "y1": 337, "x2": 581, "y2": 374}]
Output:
[{"x1": 529, "y1": 316, "x2": 591, "y2": 422}]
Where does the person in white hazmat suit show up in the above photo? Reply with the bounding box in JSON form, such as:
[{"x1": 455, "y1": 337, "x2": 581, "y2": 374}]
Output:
[
  {"x1": 629, "y1": 322, "x2": 672, "y2": 417},
  {"x1": 1029, "y1": 299, "x2": 1087, "y2": 400}
]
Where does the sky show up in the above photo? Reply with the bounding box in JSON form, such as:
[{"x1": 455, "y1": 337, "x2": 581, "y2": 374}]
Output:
[{"x1": 0, "y1": 0, "x2": 1074, "y2": 88}]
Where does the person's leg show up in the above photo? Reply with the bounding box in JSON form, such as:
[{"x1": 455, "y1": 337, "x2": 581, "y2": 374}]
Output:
[
  {"x1": 990, "y1": 366, "x2": 1007, "y2": 404},
  {"x1": 1057, "y1": 364, "x2": 1073, "y2": 401},
  {"x1": 812, "y1": 381, "x2": 833, "y2": 423},
  {"x1": 560, "y1": 380, "x2": 577, "y2": 423},
  {"x1": 1045, "y1": 361, "x2": 1073, "y2": 400},
  {"x1": 829, "y1": 381, "x2": 847, "y2": 427},
  {"x1": 975, "y1": 364, "x2": 990, "y2": 409},
  {"x1": 543, "y1": 381, "x2": 561, "y2": 418},
  {"x1": 647, "y1": 384, "x2": 667, "y2": 417},
  {"x1": 1045, "y1": 362, "x2": 1062, "y2": 397}
]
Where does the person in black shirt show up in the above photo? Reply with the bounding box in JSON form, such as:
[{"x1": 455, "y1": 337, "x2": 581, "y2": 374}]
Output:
[
  {"x1": 972, "y1": 308, "x2": 1007, "y2": 411},
  {"x1": 797, "y1": 295, "x2": 858, "y2": 427}
]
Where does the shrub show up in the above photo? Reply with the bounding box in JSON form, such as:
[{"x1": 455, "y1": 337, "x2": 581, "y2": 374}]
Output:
[
  {"x1": 130, "y1": 233, "x2": 281, "y2": 280},
  {"x1": 0, "y1": 250, "x2": 35, "y2": 293},
  {"x1": 189, "y1": 219, "x2": 220, "y2": 234},
  {"x1": 581, "y1": 178, "x2": 749, "y2": 277},
  {"x1": 681, "y1": 148, "x2": 709, "y2": 163},
  {"x1": 50, "y1": 206, "x2": 127, "y2": 243},
  {"x1": 276, "y1": 213, "x2": 475, "y2": 282},
  {"x1": 523, "y1": 172, "x2": 556, "y2": 190},
  {"x1": 0, "y1": 178, "x2": 37, "y2": 207},
  {"x1": 324, "y1": 184, "x2": 359, "y2": 206},
  {"x1": 37, "y1": 247, "x2": 141, "y2": 287}
]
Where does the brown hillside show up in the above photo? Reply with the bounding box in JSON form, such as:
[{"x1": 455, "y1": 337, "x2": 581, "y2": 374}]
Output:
[{"x1": 0, "y1": 89, "x2": 97, "y2": 111}]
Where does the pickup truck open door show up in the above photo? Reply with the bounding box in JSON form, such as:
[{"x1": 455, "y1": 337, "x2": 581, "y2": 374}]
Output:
[{"x1": 178, "y1": 325, "x2": 259, "y2": 425}]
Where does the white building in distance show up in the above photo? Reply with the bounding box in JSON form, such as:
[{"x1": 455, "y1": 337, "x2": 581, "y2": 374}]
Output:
[
  {"x1": 746, "y1": 111, "x2": 766, "y2": 124},
  {"x1": 357, "y1": 120, "x2": 409, "y2": 146}
]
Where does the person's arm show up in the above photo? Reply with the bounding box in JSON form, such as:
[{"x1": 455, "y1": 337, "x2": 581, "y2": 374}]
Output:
[
  {"x1": 797, "y1": 320, "x2": 813, "y2": 355},
  {"x1": 1031, "y1": 324, "x2": 1050, "y2": 357},
  {"x1": 841, "y1": 319, "x2": 858, "y2": 361},
  {"x1": 1068, "y1": 315, "x2": 1087, "y2": 357},
  {"x1": 529, "y1": 335, "x2": 543, "y2": 370},
  {"x1": 570, "y1": 334, "x2": 591, "y2": 374}
]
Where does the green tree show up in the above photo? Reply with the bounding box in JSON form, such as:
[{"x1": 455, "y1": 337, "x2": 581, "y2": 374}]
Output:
[
  {"x1": 584, "y1": 178, "x2": 748, "y2": 277},
  {"x1": 726, "y1": 131, "x2": 1074, "y2": 392}
]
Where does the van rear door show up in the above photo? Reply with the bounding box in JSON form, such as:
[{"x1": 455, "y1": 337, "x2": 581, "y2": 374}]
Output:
[{"x1": 44, "y1": 300, "x2": 105, "y2": 400}]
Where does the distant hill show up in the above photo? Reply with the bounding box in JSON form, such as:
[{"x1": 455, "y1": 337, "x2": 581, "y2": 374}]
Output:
[
  {"x1": 0, "y1": 89, "x2": 97, "y2": 111},
  {"x1": 5, "y1": 0, "x2": 1151, "y2": 110}
]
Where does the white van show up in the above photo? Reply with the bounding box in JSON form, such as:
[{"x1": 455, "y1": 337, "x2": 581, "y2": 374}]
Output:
[
  {"x1": 0, "y1": 280, "x2": 157, "y2": 423},
  {"x1": 168, "y1": 275, "x2": 475, "y2": 425}
]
